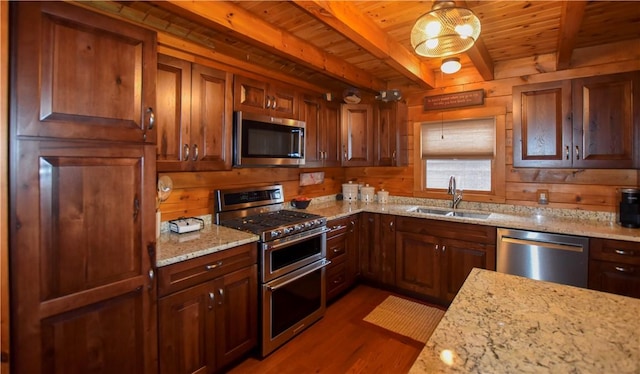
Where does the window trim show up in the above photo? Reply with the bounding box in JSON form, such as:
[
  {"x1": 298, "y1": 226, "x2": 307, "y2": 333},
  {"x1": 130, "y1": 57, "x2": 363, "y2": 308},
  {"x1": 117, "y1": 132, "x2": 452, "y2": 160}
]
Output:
[{"x1": 413, "y1": 106, "x2": 506, "y2": 203}]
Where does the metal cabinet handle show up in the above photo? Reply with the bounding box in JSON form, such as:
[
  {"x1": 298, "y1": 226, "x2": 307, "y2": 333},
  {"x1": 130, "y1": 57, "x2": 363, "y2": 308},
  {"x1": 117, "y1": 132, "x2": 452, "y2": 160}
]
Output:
[
  {"x1": 146, "y1": 107, "x2": 155, "y2": 130},
  {"x1": 265, "y1": 96, "x2": 271, "y2": 109},
  {"x1": 565, "y1": 145, "x2": 569, "y2": 160},
  {"x1": 148, "y1": 269, "x2": 154, "y2": 290},
  {"x1": 615, "y1": 249, "x2": 635, "y2": 256},
  {"x1": 192, "y1": 144, "x2": 199, "y2": 161},
  {"x1": 389, "y1": 221, "x2": 394, "y2": 231},
  {"x1": 442, "y1": 245, "x2": 446, "y2": 253},
  {"x1": 205, "y1": 261, "x2": 223, "y2": 271},
  {"x1": 435, "y1": 244, "x2": 439, "y2": 251},
  {"x1": 208, "y1": 292, "x2": 215, "y2": 310},
  {"x1": 217, "y1": 289, "x2": 224, "y2": 305},
  {"x1": 392, "y1": 150, "x2": 396, "y2": 161},
  {"x1": 183, "y1": 144, "x2": 190, "y2": 161},
  {"x1": 575, "y1": 145, "x2": 580, "y2": 160},
  {"x1": 271, "y1": 96, "x2": 277, "y2": 109},
  {"x1": 614, "y1": 266, "x2": 634, "y2": 273}
]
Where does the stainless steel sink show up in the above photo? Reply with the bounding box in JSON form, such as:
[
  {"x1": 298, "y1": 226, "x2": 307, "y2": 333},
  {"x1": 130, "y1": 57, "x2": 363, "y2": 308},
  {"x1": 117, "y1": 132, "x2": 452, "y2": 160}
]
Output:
[{"x1": 408, "y1": 207, "x2": 491, "y2": 220}]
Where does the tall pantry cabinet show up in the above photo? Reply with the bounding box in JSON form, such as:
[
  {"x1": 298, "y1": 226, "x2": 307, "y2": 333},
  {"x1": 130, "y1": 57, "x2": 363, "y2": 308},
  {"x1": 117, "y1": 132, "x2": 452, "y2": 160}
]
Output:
[{"x1": 9, "y1": 3, "x2": 158, "y2": 373}]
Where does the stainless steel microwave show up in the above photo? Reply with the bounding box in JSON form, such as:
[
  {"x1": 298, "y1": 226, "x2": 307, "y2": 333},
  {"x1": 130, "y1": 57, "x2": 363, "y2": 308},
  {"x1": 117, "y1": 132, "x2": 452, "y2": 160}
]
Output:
[{"x1": 233, "y1": 111, "x2": 305, "y2": 167}]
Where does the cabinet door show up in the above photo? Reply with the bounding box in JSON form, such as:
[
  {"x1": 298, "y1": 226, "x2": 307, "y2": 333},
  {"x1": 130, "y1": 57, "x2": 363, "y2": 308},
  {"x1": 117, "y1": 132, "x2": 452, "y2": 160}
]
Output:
[
  {"x1": 270, "y1": 83, "x2": 298, "y2": 119},
  {"x1": 322, "y1": 101, "x2": 342, "y2": 167},
  {"x1": 302, "y1": 95, "x2": 323, "y2": 167},
  {"x1": 572, "y1": 72, "x2": 639, "y2": 169},
  {"x1": 359, "y1": 212, "x2": 381, "y2": 282},
  {"x1": 11, "y1": 141, "x2": 157, "y2": 373},
  {"x1": 234, "y1": 75, "x2": 269, "y2": 114},
  {"x1": 380, "y1": 215, "x2": 397, "y2": 286},
  {"x1": 513, "y1": 81, "x2": 572, "y2": 167},
  {"x1": 375, "y1": 102, "x2": 399, "y2": 166},
  {"x1": 588, "y1": 260, "x2": 640, "y2": 299},
  {"x1": 159, "y1": 280, "x2": 216, "y2": 374},
  {"x1": 190, "y1": 64, "x2": 233, "y2": 170},
  {"x1": 440, "y1": 239, "x2": 495, "y2": 303},
  {"x1": 157, "y1": 54, "x2": 192, "y2": 171},
  {"x1": 346, "y1": 215, "x2": 360, "y2": 282},
  {"x1": 341, "y1": 104, "x2": 374, "y2": 166},
  {"x1": 11, "y1": 2, "x2": 156, "y2": 143},
  {"x1": 216, "y1": 265, "x2": 258, "y2": 369},
  {"x1": 395, "y1": 231, "x2": 441, "y2": 298}
]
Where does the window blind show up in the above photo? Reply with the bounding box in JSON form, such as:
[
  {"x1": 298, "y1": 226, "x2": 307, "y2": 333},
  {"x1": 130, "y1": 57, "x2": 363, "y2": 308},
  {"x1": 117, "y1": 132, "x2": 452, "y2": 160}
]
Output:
[{"x1": 421, "y1": 117, "x2": 495, "y2": 158}]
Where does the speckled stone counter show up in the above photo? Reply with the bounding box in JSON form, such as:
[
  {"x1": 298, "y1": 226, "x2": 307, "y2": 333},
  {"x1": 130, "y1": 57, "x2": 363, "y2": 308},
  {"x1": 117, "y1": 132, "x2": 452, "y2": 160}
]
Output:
[
  {"x1": 156, "y1": 224, "x2": 259, "y2": 267},
  {"x1": 302, "y1": 198, "x2": 640, "y2": 242},
  {"x1": 409, "y1": 268, "x2": 640, "y2": 373}
]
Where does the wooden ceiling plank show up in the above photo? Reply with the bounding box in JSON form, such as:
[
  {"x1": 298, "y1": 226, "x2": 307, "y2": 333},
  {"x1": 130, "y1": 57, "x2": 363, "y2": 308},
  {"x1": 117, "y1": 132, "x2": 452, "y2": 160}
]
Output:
[
  {"x1": 156, "y1": 0, "x2": 386, "y2": 92},
  {"x1": 557, "y1": 1, "x2": 587, "y2": 70},
  {"x1": 293, "y1": 0, "x2": 435, "y2": 89}
]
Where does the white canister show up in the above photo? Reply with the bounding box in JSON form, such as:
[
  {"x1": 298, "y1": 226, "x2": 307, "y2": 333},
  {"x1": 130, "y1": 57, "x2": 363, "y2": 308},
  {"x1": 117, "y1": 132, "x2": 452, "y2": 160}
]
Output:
[
  {"x1": 377, "y1": 189, "x2": 389, "y2": 204},
  {"x1": 342, "y1": 182, "x2": 359, "y2": 202},
  {"x1": 361, "y1": 184, "x2": 375, "y2": 203}
]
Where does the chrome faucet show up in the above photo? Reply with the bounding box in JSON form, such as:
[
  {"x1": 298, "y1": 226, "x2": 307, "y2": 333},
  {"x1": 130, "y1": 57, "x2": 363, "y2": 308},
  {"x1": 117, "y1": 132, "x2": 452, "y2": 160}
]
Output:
[{"x1": 448, "y1": 176, "x2": 463, "y2": 209}]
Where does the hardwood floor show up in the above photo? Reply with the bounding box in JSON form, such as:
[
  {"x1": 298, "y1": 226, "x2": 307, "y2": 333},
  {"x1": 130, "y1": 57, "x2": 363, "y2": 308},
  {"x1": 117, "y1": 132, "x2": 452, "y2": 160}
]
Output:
[{"x1": 228, "y1": 285, "x2": 444, "y2": 374}]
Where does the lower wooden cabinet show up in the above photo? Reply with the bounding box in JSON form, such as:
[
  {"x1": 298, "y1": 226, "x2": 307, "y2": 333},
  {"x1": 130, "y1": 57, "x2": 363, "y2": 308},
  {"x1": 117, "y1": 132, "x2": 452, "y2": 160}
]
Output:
[
  {"x1": 359, "y1": 212, "x2": 396, "y2": 286},
  {"x1": 157, "y1": 244, "x2": 258, "y2": 373},
  {"x1": 589, "y1": 238, "x2": 640, "y2": 298},
  {"x1": 395, "y1": 217, "x2": 496, "y2": 304},
  {"x1": 326, "y1": 215, "x2": 359, "y2": 301}
]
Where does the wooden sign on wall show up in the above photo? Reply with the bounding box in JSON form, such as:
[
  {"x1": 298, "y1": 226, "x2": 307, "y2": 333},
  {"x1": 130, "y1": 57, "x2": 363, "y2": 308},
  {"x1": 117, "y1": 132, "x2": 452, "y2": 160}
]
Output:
[{"x1": 423, "y1": 89, "x2": 485, "y2": 111}]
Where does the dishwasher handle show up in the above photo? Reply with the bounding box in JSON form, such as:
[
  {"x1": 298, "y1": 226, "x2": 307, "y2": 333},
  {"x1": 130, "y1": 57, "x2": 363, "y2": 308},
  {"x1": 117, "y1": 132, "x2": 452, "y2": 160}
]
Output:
[{"x1": 501, "y1": 236, "x2": 584, "y2": 253}]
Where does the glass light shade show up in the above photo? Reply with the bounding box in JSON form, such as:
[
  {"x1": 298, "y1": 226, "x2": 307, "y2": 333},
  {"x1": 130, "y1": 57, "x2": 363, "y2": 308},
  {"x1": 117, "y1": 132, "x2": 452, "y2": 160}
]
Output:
[
  {"x1": 441, "y1": 57, "x2": 461, "y2": 74},
  {"x1": 411, "y1": 1, "x2": 481, "y2": 58}
]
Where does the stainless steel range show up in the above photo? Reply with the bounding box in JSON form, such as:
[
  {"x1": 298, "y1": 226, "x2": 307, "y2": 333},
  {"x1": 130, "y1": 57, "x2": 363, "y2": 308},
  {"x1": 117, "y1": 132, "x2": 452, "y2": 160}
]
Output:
[{"x1": 214, "y1": 185, "x2": 330, "y2": 357}]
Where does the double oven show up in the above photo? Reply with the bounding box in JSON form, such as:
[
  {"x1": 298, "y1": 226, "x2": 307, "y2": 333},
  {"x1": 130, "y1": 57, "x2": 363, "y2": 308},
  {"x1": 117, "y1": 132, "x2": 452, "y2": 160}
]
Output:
[{"x1": 215, "y1": 185, "x2": 329, "y2": 356}]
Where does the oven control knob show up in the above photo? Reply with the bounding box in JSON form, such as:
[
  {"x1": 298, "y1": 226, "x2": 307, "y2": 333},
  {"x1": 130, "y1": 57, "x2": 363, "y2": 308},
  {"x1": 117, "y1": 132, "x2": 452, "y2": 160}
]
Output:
[
  {"x1": 283, "y1": 227, "x2": 293, "y2": 234},
  {"x1": 294, "y1": 224, "x2": 303, "y2": 231},
  {"x1": 304, "y1": 221, "x2": 312, "y2": 228},
  {"x1": 270, "y1": 230, "x2": 281, "y2": 237}
]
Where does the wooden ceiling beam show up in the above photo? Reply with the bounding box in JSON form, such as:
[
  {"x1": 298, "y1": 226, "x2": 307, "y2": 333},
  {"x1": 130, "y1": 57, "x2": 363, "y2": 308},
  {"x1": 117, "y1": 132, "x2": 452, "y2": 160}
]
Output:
[
  {"x1": 293, "y1": 0, "x2": 436, "y2": 90},
  {"x1": 466, "y1": 38, "x2": 494, "y2": 81},
  {"x1": 156, "y1": 0, "x2": 387, "y2": 92},
  {"x1": 556, "y1": 1, "x2": 587, "y2": 70}
]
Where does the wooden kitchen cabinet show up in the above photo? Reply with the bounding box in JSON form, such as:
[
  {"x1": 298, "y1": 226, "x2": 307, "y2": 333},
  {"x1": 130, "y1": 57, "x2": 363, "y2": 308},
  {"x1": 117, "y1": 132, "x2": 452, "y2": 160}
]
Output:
[
  {"x1": 302, "y1": 95, "x2": 341, "y2": 167},
  {"x1": 513, "y1": 71, "x2": 639, "y2": 168},
  {"x1": 325, "y1": 215, "x2": 360, "y2": 301},
  {"x1": 12, "y1": 1, "x2": 157, "y2": 144},
  {"x1": 341, "y1": 103, "x2": 374, "y2": 166},
  {"x1": 375, "y1": 101, "x2": 408, "y2": 166},
  {"x1": 158, "y1": 244, "x2": 258, "y2": 373},
  {"x1": 589, "y1": 238, "x2": 640, "y2": 299},
  {"x1": 359, "y1": 212, "x2": 396, "y2": 286},
  {"x1": 9, "y1": 3, "x2": 158, "y2": 372},
  {"x1": 395, "y1": 217, "x2": 496, "y2": 304},
  {"x1": 234, "y1": 75, "x2": 299, "y2": 119},
  {"x1": 156, "y1": 54, "x2": 233, "y2": 171}
]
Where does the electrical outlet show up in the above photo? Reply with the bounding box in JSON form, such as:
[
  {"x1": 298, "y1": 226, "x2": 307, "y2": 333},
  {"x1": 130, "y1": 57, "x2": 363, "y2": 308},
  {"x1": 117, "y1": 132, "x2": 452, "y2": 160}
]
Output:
[{"x1": 537, "y1": 189, "x2": 549, "y2": 205}]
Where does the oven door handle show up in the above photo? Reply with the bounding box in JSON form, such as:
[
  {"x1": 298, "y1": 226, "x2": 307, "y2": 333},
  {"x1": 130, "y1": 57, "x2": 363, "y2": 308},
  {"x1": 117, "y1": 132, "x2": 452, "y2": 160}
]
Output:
[
  {"x1": 265, "y1": 227, "x2": 330, "y2": 250},
  {"x1": 266, "y1": 259, "x2": 331, "y2": 292}
]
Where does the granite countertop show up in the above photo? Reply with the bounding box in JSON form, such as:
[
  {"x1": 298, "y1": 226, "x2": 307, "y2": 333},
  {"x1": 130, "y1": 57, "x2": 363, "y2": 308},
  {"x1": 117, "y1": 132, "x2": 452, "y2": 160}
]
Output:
[
  {"x1": 156, "y1": 224, "x2": 259, "y2": 267},
  {"x1": 302, "y1": 199, "x2": 640, "y2": 243},
  {"x1": 409, "y1": 268, "x2": 640, "y2": 373}
]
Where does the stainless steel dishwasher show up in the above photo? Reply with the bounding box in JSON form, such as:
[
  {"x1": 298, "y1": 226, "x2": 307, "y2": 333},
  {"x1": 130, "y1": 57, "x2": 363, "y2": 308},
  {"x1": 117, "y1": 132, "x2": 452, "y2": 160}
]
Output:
[{"x1": 497, "y1": 228, "x2": 589, "y2": 288}]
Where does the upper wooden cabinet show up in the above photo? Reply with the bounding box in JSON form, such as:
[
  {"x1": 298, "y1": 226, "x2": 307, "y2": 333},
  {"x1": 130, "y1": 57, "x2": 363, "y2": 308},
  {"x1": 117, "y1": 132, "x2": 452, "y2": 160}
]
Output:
[
  {"x1": 11, "y1": 1, "x2": 157, "y2": 144},
  {"x1": 513, "y1": 71, "x2": 639, "y2": 168},
  {"x1": 375, "y1": 101, "x2": 408, "y2": 166},
  {"x1": 302, "y1": 95, "x2": 341, "y2": 167},
  {"x1": 156, "y1": 54, "x2": 233, "y2": 172},
  {"x1": 234, "y1": 75, "x2": 299, "y2": 119},
  {"x1": 341, "y1": 103, "x2": 374, "y2": 167}
]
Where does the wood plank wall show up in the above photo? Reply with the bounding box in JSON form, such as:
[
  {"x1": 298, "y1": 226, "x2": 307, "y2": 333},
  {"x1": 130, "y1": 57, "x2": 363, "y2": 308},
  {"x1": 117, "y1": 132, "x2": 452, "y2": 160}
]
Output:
[{"x1": 160, "y1": 39, "x2": 640, "y2": 221}]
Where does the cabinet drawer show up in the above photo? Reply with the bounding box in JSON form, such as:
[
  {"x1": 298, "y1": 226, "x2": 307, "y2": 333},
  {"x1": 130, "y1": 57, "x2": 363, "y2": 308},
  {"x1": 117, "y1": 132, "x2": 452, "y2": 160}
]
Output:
[
  {"x1": 590, "y1": 238, "x2": 640, "y2": 265},
  {"x1": 327, "y1": 231, "x2": 347, "y2": 261},
  {"x1": 588, "y1": 259, "x2": 640, "y2": 298},
  {"x1": 326, "y1": 261, "x2": 348, "y2": 299},
  {"x1": 327, "y1": 216, "x2": 350, "y2": 238},
  {"x1": 396, "y1": 216, "x2": 496, "y2": 244},
  {"x1": 158, "y1": 243, "x2": 257, "y2": 297}
]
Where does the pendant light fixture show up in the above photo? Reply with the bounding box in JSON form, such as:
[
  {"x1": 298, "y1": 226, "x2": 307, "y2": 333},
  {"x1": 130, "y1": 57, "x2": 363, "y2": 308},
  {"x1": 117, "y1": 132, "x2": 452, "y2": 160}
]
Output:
[
  {"x1": 441, "y1": 57, "x2": 461, "y2": 74},
  {"x1": 411, "y1": 0, "x2": 481, "y2": 58}
]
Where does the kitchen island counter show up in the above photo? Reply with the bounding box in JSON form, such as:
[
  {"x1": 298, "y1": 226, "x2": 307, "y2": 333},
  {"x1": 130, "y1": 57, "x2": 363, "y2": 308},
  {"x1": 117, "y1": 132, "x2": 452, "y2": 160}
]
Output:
[{"x1": 409, "y1": 268, "x2": 640, "y2": 373}]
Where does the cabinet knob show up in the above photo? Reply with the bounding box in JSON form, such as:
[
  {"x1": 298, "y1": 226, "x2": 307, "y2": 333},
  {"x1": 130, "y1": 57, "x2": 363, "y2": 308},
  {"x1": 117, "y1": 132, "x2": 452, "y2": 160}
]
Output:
[
  {"x1": 575, "y1": 145, "x2": 580, "y2": 160},
  {"x1": 192, "y1": 144, "x2": 199, "y2": 161},
  {"x1": 183, "y1": 144, "x2": 190, "y2": 161}
]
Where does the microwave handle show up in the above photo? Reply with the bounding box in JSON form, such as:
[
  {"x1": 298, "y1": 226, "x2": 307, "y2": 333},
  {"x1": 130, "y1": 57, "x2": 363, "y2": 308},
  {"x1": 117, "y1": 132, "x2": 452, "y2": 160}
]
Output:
[{"x1": 289, "y1": 128, "x2": 303, "y2": 157}]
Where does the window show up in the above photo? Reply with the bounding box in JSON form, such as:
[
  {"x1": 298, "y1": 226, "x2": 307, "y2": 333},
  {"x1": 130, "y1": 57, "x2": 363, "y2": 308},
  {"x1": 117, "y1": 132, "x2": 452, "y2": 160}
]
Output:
[{"x1": 416, "y1": 114, "x2": 504, "y2": 201}]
